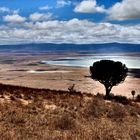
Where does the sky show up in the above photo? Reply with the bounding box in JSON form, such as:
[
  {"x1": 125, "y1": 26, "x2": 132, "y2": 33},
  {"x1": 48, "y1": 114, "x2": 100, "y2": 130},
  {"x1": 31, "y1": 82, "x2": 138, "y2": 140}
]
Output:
[{"x1": 0, "y1": 0, "x2": 140, "y2": 45}]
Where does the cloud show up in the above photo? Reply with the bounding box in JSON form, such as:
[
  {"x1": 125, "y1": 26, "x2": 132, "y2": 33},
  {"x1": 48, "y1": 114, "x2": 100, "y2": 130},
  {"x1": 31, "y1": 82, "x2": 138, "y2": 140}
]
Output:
[
  {"x1": 0, "y1": 7, "x2": 10, "y2": 13},
  {"x1": 3, "y1": 14, "x2": 26, "y2": 23},
  {"x1": 74, "y1": 0, "x2": 140, "y2": 21},
  {"x1": 107, "y1": 0, "x2": 140, "y2": 20},
  {"x1": 29, "y1": 12, "x2": 53, "y2": 22},
  {"x1": 74, "y1": 0, "x2": 105, "y2": 13},
  {"x1": 39, "y1": 5, "x2": 52, "y2": 10},
  {"x1": 12, "y1": 9, "x2": 20, "y2": 14},
  {"x1": 56, "y1": 0, "x2": 72, "y2": 8},
  {"x1": 0, "y1": 7, "x2": 19, "y2": 14},
  {"x1": 0, "y1": 18, "x2": 140, "y2": 44}
]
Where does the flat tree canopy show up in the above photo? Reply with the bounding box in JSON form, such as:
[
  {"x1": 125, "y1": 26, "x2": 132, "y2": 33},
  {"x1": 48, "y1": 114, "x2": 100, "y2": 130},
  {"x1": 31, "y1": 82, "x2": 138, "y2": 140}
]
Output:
[{"x1": 90, "y1": 60, "x2": 128, "y2": 98}]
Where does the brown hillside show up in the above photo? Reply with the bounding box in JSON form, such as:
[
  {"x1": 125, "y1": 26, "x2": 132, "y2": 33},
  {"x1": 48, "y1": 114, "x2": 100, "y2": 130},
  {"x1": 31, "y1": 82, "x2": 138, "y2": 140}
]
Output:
[{"x1": 0, "y1": 84, "x2": 140, "y2": 140}]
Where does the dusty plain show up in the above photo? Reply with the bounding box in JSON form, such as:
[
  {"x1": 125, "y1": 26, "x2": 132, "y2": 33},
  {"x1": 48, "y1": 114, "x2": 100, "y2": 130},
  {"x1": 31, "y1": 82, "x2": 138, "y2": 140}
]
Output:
[{"x1": 0, "y1": 52, "x2": 140, "y2": 98}]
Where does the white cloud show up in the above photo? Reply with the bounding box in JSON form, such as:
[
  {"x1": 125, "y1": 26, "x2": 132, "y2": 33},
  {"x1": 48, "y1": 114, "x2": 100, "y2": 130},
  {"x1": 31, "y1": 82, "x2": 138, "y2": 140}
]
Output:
[
  {"x1": 107, "y1": 0, "x2": 140, "y2": 21},
  {"x1": 74, "y1": 0, "x2": 140, "y2": 21},
  {"x1": 39, "y1": 5, "x2": 52, "y2": 10},
  {"x1": 12, "y1": 9, "x2": 20, "y2": 14},
  {"x1": 0, "y1": 7, "x2": 19, "y2": 14},
  {"x1": 56, "y1": 0, "x2": 71, "y2": 8},
  {"x1": 3, "y1": 14, "x2": 26, "y2": 23},
  {"x1": 74, "y1": 0, "x2": 105, "y2": 13},
  {"x1": 0, "y1": 19, "x2": 140, "y2": 44},
  {"x1": 29, "y1": 12, "x2": 53, "y2": 22},
  {"x1": 0, "y1": 7, "x2": 10, "y2": 13}
]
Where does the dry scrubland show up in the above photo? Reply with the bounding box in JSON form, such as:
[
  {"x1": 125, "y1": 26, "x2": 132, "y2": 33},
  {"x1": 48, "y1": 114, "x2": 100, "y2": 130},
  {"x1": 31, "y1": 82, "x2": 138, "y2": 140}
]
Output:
[{"x1": 0, "y1": 84, "x2": 140, "y2": 140}]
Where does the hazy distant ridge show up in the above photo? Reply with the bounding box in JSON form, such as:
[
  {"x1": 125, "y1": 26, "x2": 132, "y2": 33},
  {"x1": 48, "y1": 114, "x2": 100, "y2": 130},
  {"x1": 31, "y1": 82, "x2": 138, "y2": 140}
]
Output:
[{"x1": 0, "y1": 43, "x2": 140, "y2": 53}]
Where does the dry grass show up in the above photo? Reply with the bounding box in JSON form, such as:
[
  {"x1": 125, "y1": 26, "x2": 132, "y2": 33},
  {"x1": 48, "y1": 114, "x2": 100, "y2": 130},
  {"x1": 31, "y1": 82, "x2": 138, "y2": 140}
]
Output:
[{"x1": 0, "y1": 83, "x2": 140, "y2": 140}]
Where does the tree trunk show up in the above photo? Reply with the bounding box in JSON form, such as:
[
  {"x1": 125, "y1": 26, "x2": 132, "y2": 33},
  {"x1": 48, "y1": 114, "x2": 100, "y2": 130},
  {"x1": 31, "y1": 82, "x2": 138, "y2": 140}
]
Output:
[{"x1": 105, "y1": 86, "x2": 111, "y2": 99}]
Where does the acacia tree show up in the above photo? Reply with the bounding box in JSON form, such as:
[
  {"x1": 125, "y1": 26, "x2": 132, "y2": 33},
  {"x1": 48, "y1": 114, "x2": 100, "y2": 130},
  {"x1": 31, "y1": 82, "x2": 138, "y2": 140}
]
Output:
[{"x1": 90, "y1": 60, "x2": 128, "y2": 98}]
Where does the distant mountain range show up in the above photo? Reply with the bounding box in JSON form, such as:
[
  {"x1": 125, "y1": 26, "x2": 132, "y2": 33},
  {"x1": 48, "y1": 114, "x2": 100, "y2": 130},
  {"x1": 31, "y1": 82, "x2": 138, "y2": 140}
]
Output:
[{"x1": 0, "y1": 43, "x2": 140, "y2": 53}]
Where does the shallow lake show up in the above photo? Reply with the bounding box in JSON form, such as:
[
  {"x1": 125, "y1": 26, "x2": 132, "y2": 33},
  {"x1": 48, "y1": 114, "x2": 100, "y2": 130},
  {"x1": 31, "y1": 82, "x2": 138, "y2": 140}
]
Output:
[{"x1": 41, "y1": 55, "x2": 140, "y2": 69}]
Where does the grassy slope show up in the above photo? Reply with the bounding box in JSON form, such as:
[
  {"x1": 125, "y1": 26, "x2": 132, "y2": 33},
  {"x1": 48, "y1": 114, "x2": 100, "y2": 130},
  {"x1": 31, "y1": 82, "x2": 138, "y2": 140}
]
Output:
[{"x1": 0, "y1": 84, "x2": 140, "y2": 140}]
